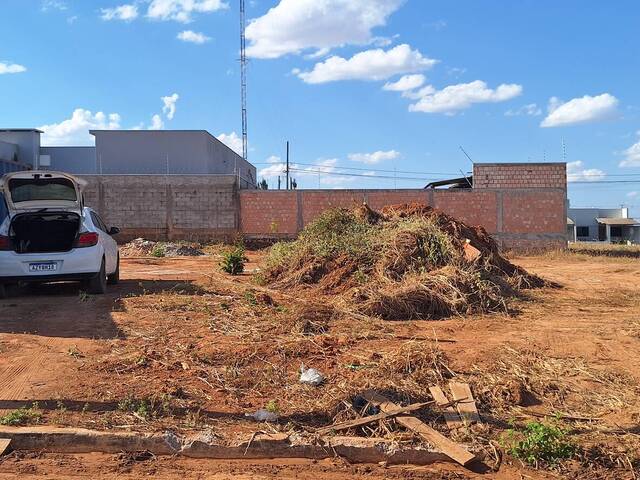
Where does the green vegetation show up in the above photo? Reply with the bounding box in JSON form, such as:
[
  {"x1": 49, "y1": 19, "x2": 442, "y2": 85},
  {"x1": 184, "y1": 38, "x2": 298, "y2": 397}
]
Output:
[
  {"x1": 220, "y1": 246, "x2": 247, "y2": 275},
  {"x1": 503, "y1": 420, "x2": 577, "y2": 467},
  {"x1": 0, "y1": 406, "x2": 42, "y2": 426},
  {"x1": 150, "y1": 243, "x2": 166, "y2": 258},
  {"x1": 265, "y1": 400, "x2": 279, "y2": 414}
]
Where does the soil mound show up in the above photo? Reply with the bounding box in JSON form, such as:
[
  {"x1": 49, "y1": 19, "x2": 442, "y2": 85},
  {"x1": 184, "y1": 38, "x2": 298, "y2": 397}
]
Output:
[
  {"x1": 264, "y1": 203, "x2": 546, "y2": 320},
  {"x1": 120, "y1": 238, "x2": 204, "y2": 258}
]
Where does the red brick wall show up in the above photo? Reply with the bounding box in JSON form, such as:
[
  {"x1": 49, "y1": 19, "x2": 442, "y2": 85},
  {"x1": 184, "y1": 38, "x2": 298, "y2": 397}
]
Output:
[
  {"x1": 240, "y1": 162, "x2": 568, "y2": 252},
  {"x1": 433, "y1": 190, "x2": 498, "y2": 233},
  {"x1": 474, "y1": 163, "x2": 566, "y2": 189},
  {"x1": 240, "y1": 190, "x2": 299, "y2": 235}
]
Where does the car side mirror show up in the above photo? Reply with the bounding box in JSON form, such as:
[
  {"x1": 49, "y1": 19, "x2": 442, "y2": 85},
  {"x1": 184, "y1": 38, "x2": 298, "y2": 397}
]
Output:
[{"x1": 108, "y1": 227, "x2": 120, "y2": 235}]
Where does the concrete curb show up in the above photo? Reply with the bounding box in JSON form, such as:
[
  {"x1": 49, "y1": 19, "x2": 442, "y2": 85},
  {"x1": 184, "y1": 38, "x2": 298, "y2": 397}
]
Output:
[{"x1": 0, "y1": 426, "x2": 452, "y2": 465}]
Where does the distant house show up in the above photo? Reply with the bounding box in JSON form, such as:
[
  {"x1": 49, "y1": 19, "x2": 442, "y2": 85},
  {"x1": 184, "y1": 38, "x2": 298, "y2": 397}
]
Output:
[
  {"x1": 568, "y1": 207, "x2": 640, "y2": 243},
  {"x1": 0, "y1": 128, "x2": 256, "y2": 189}
]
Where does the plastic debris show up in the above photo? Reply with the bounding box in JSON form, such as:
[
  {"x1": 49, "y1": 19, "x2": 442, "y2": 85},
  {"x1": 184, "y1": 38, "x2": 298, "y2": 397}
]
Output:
[
  {"x1": 245, "y1": 409, "x2": 279, "y2": 422},
  {"x1": 299, "y1": 363, "x2": 325, "y2": 386}
]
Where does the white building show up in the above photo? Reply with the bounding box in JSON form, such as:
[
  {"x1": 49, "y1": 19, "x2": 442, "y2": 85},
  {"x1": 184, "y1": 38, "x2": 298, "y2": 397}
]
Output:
[{"x1": 567, "y1": 207, "x2": 640, "y2": 243}]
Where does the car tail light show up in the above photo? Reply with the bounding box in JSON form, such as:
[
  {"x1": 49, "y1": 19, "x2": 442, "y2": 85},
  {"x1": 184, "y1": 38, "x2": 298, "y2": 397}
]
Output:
[
  {"x1": 75, "y1": 232, "x2": 99, "y2": 248},
  {"x1": 0, "y1": 235, "x2": 10, "y2": 251}
]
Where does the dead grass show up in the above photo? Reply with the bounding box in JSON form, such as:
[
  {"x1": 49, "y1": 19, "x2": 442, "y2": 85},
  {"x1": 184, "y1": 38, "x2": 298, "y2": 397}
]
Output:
[{"x1": 264, "y1": 205, "x2": 546, "y2": 321}]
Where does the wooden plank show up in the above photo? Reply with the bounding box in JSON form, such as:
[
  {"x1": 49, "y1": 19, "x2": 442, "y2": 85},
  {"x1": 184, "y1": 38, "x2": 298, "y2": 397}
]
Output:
[
  {"x1": 315, "y1": 401, "x2": 433, "y2": 436},
  {"x1": 361, "y1": 391, "x2": 476, "y2": 467},
  {"x1": 449, "y1": 382, "x2": 481, "y2": 425},
  {"x1": 429, "y1": 386, "x2": 463, "y2": 428},
  {"x1": 0, "y1": 439, "x2": 11, "y2": 456}
]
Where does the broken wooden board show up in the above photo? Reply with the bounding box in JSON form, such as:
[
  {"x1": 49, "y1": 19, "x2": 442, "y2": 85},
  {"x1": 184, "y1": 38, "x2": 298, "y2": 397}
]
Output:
[
  {"x1": 0, "y1": 438, "x2": 11, "y2": 456},
  {"x1": 315, "y1": 401, "x2": 433, "y2": 436},
  {"x1": 449, "y1": 382, "x2": 481, "y2": 425},
  {"x1": 361, "y1": 391, "x2": 476, "y2": 467},
  {"x1": 429, "y1": 386, "x2": 463, "y2": 428}
]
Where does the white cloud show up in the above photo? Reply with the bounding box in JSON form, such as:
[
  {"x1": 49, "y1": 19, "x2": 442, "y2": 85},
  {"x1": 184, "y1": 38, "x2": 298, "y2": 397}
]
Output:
[
  {"x1": 217, "y1": 132, "x2": 243, "y2": 155},
  {"x1": 259, "y1": 158, "x2": 357, "y2": 187},
  {"x1": 619, "y1": 133, "x2": 640, "y2": 167},
  {"x1": 149, "y1": 114, "x2": 164, "y2": 130},
  {"x1": 0, "y1": 62, "x2": 27, "y2": 75},
  {"x1": 101, "y1": 4, "x2": 139, "y2": 21},
  {"x1": 505, "y1": 103, "x2": 542, "y2": 117},
  {"x1": 408, "y1": 80, "x2": 522, "y2": 114},
  {"x1": 627, "y1": 191, "x2": 638, "y2": 198},
  {"x1": 246, "y1": 0, "x2": 405, "y2": 59},
  {"x1": 147, "y1": 0, "x2": 228, "y2": 23},
  {"x1": 296, "y1": 44, "x2": 437, "y2": 84},
  {"x1": 177, "y1": 30, "x2": 211, "y2": 44},
  {"x1": 540, "y1": 93, "x2": 619, "y2": 128},
  {"x1": 348, "y1": 150, "x2": 400, "y2": 164},
  {"x1": 161, "y1": 93, "x2": 179, "y2": 119},
  {"x1": 39, "y1": 109, "x2": 121, "y2": 146},
  {"x1": 383, "y1": 74, "x2": 425, "y2": 92},
  {"x1": 41, "y1": 0, "x2": 67, "y2": 11},
  {"x1": 266, "y1": 155, "x2": 281, "y2": 164},
  {"x1": 566, "y1": 161, "x2": 606, "y2": 182},
  {"x1": 67, "y1": 15, "x2": 79, "y2": 24}
]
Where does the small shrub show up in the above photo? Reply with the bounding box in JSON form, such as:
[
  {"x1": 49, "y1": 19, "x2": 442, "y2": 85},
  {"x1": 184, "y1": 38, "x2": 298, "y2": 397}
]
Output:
[
  {"x1": 0, "y1": 406, "x2": 42, "y2": 426},
  {"x1": 265, "y1": 400, "x2": 279, "y2": 413},
  {"x1": 220, "y1": 246, "x2": 247, "y2": 275},
  {"x1": 243, "y1": 289, "x2": 257, "y2": 306},
  {"x1": 503, "y1": 420, "x2": 577, "y2": 467},
  {"x1": 151, "y1": 244, "x2": 166, "y2": 258}
]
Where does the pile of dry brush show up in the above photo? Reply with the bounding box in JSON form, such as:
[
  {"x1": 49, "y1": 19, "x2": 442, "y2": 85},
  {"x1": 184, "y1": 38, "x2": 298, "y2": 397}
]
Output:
[{"x1": 264, "y1": 203, "x2": 547, "y2": 320}]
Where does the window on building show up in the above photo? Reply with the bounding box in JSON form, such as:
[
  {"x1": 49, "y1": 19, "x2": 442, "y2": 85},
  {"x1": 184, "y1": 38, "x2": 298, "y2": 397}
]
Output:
[
  {"x1": 611, "y1": 226, "x2": 623, "y2": 238},
  {"x1": 576, "y1": 226, "x2": 589, "y2": 237}
]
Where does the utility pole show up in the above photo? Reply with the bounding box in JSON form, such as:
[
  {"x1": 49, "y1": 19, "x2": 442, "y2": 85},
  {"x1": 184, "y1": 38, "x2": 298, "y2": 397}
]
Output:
[
  {"x1": 277, "y1": 176, "x2": 281, "y2": 190},
  {"x1": 285, "y1": 141, "x2": 290, "y2": 190}
]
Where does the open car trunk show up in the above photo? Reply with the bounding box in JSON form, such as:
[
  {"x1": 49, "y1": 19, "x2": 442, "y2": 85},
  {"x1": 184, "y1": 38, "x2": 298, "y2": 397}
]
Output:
[{"x1": 10, "y1": 212, "x2": 81, "y2": 254}]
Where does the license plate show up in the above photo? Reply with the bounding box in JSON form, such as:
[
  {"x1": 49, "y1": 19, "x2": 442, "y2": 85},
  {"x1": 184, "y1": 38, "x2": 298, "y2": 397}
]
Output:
[{"x1": 29, "y1": 262, "x2": 57, "y2": 272}]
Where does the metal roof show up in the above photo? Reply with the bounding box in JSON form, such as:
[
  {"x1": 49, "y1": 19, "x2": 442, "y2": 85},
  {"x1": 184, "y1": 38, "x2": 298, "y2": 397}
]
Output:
[
  {"x1": 596, "y1": 217, "x2": 640, "y2": 226},
  {"x1": 0, "y1": 129, "x2": 43, "y2": 133}
]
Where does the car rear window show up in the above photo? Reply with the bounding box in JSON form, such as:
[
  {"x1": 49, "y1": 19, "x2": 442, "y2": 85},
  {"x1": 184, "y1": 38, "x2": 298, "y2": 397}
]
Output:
[{"x1": 9, "y1": 178, "x2": 77, "y2": 203}]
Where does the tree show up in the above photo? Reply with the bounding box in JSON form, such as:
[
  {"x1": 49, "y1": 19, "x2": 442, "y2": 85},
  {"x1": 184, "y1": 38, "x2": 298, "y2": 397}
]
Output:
[
  {"x1": 259, "y1": 179, "x2": 269, "y2": 190},
  {"x1": 290, "y1": 178, "x2": 298, "y2": 190}
]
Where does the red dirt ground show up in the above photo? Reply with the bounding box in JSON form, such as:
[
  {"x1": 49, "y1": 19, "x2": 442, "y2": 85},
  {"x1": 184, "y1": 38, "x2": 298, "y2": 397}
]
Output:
[{"x1": 0, "y1": 251, "x2": 639, "y2": 479}]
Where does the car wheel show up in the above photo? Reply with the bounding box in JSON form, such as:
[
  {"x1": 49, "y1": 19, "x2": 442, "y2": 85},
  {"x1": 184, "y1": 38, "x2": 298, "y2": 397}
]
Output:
[
  {"x1": 107, "y1": 255, "x2": 120, "y2": 285},
  {"x1": 87, "y1": 258, "x2": 108, "y2": 294}
]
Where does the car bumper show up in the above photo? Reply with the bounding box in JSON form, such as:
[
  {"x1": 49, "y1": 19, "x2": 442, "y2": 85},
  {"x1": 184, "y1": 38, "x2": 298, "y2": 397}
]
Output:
[{"x1": 0, "y1": 246, "x2": 103, "y2": 283}]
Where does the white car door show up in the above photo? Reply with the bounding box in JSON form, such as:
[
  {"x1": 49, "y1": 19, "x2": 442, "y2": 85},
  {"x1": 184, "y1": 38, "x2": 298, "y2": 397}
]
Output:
[{"x1": 89, "y1": 210, "x2": 118, "y2": 274}]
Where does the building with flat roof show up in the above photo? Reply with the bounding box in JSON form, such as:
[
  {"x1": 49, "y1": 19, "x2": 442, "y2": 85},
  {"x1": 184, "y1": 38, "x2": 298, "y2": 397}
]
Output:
[
  {"x1": 568, "y1": 207, "x2": 640, "y2": 243},
  {"x1": 0, "y1": 128, "x2": 256, "y2": 188}
]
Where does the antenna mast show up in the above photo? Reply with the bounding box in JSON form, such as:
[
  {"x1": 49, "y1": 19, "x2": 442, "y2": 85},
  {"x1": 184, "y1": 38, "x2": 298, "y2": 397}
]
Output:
[{"x1": 240, "y1": 0, "x2": 248, "y2": 162}]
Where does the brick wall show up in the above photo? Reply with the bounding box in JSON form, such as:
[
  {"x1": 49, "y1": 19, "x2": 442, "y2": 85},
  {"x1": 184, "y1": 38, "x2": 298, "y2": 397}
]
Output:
[
  {"x1": 80, "y1": 163, "x2": 567, "y2": 252},
  {"x1": 81, "y1": 175, "x2": 238, "y2": 241},
  {"x1": 240, "y1": 163, "x2": 568, "y2": 252},
  {"x1": 473, "y1": 163, "x2": 566, "y2": 189}
]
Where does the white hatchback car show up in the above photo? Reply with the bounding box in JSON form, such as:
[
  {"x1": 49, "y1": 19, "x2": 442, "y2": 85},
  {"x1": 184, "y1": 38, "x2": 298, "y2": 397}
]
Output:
[{"x1": 0, "y1": 171, "x2": 120, "y2": 298}]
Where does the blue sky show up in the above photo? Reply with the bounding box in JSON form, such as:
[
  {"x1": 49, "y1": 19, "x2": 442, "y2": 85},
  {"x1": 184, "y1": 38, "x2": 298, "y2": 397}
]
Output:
[{"x1": 1, "y1": 0, "x2": 640, "y2": 213}]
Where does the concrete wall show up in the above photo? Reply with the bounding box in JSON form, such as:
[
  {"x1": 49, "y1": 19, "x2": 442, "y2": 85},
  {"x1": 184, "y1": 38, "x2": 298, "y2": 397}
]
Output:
[
  {"x1": 41, "y1": 146, "x2": 97, "y2": 174},
  {"x1": 78, "y1": 162, "x2": 567, "y2": 252},
  {"x1": 91, "y1": 130, "x2": 256, "y2": 188},
  {"x1": 0, "y1": 130, "x2": 40, "y2": 167},
  {"x1": 80, "y1": 175, "x2": 238, "y2": 241}
]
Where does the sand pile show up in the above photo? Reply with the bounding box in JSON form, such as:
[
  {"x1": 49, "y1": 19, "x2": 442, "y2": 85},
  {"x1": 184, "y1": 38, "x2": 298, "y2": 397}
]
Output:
[{"x1": 264, "y1": 203, "x2": 546, "y2": 320}]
